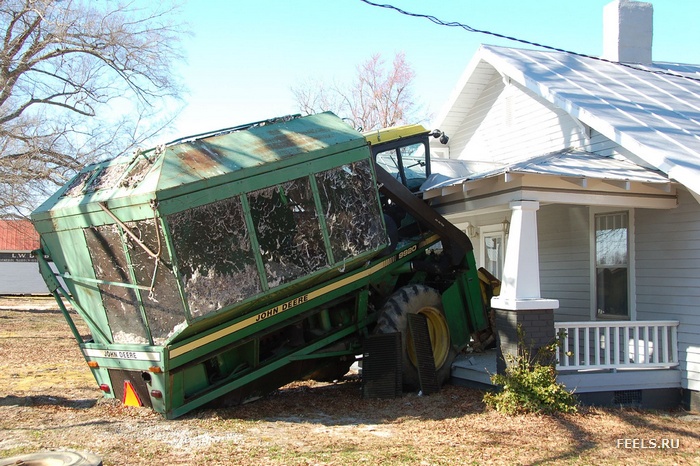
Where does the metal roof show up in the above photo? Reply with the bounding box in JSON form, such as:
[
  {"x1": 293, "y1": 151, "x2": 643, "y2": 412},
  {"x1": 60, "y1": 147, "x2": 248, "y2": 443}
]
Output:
[
  {"x1": 422, "y1": 149, "x2": 669, "y2": 193},
  {"x1": 435, "y1": 44, "x2": 700, "y2": 198},
  {"x1": 33, "y1": 112, "x2": 363, "y2": 217},
  {"x1": 0, "y1": 220, "x2": 39, "y2": 252}
]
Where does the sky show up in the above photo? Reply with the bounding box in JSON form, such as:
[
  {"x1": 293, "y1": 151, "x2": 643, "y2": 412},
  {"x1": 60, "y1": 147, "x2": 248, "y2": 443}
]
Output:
[{"x1": 162, "y1": 0, "x2": 700, "y2": 142}]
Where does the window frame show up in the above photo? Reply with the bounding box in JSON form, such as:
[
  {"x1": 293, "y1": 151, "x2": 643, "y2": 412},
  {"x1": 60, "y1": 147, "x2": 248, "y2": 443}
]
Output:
[
  {"x1": 590, "y1": 208, "x2": 636, "y2": 321},
  {"x1": 479, "y1": 223, "x2": 507, "y2": 280}
]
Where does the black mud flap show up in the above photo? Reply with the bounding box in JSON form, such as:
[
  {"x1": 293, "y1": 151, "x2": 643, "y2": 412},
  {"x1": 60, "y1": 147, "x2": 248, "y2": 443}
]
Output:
[
  {"x1": 362, "y1": 333, "x2": 402, "y2": 399},
  {"x1": 408, "y1": 313, "x2": 439, "y2": 395}
]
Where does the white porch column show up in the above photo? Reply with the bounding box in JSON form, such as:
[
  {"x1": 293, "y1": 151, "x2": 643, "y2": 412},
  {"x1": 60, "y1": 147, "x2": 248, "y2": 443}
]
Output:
[{"x1": 491, "y1": 200, "x2": 559, "y2": 311}]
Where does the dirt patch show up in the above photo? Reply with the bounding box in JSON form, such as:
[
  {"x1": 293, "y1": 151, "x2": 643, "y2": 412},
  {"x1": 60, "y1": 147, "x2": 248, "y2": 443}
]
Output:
[{"x1": 1, "y1": 299, "x2": 699, "y2": 465}]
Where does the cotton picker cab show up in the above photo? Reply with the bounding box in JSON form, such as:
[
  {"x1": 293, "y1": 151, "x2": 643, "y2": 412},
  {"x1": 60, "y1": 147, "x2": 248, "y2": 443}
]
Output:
[{"x1": 31, "y1": 112, "x2": 489, "y2": 419}]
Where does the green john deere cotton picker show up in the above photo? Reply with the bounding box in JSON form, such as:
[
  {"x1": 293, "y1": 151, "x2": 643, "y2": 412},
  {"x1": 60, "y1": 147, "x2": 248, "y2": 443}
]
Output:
[{"x1": 31, "y1": 112, "x2": 490, "y2": 419}]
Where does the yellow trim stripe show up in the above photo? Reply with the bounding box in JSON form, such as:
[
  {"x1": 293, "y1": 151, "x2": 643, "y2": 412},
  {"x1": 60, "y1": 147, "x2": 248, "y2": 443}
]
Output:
[{"x1": 169, "y1": 235, "x2": 439, "y2": 359}]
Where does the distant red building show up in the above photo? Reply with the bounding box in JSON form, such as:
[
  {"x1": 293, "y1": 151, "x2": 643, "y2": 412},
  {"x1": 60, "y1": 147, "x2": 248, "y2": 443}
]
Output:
[
  {"x1": 0, "y1": 220, "x2": 47, "y2": 294},
  {"x1": 0, "y1": 219, "x2": 39, "y2": 253}
]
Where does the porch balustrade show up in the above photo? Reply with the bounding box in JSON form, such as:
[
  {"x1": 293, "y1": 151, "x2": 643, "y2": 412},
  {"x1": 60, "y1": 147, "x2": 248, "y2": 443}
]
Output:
[{"x1": 554, "y1": 320, "x2": 679, "y2": 371}]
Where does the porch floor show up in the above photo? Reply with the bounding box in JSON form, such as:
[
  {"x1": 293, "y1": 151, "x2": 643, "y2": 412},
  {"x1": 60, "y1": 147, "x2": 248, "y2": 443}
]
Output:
[
  {"x1": 450, "y1": 349, "x2": 682, "y2": 393},
  {"x1": 451, "y1": 349, "x2": 497, "y2": 388}
]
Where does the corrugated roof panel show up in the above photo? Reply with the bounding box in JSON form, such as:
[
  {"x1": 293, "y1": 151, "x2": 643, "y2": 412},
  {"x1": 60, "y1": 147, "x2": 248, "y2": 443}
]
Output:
[
  {"x1": 421, "y1": 149, "x2": 668, "y2": 193},
  {"x1": 505, "y1": 149, "x2": 669, "y2": 182}
]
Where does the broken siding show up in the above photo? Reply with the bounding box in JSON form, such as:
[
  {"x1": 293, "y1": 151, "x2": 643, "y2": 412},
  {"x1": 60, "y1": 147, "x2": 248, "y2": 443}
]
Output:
[
  {"x1": 538, "y1": 205, "x2": 591, "y2": 321},
  {"x1": 453, "y1": 75, "x2": 585, "y2": 164},
  {"x1": 635, "y1": 188, "x2": 700, "y2": 391}
]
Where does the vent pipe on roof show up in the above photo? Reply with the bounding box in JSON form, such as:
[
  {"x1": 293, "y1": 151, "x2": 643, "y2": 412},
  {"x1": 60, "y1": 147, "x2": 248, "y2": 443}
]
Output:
[{"x1": 603, "y1": 0, "x2": 653, "y2": 65}]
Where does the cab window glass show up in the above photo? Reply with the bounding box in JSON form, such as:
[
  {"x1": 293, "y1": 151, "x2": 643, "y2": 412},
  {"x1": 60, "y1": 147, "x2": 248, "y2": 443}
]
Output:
[
  {"x1": 400, "y1": 143, "x2": 428, "y2": 190},
  {"x1": 375, "y1": 148, "x2": 401, "y2": 181}
]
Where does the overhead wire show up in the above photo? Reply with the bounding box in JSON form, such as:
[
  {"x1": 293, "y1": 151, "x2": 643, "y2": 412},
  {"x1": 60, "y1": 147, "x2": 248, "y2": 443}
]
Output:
[{"x1": 358, "y1": 0, "x2": 700, "y2": 84}]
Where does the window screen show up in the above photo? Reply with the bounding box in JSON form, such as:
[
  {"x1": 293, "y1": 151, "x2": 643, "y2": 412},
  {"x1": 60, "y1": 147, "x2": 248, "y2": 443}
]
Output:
[
  {"x1": 315, "y1": 160, "x2": 386, "y2": 263},
  {"x1": 168, "y1": 196, "x2": 261, "y2": 318},
  {"x1": 248, "y1": 177, "x2": 328, "y2": 288},
  {"x1": 84, "y1": 224, "x2": 149, "y2": 344}
]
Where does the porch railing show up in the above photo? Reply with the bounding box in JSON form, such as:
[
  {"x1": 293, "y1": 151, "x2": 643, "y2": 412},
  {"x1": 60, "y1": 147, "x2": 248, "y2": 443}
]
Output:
[{"x1": 554, "y1": 320, "x2": 679, "y2": 371}]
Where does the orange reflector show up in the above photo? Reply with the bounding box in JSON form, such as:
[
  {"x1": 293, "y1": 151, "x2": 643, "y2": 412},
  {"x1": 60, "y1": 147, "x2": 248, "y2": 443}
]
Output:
[
  {"x1": 122, "y1": 381, "x2": 142, "y2": 407},
  {"x1": 87, "y1": 361, "x2": 99, "y2": 368},
  {"x1": 148, "y1": 366, "x2": 162, "y2": 373}
]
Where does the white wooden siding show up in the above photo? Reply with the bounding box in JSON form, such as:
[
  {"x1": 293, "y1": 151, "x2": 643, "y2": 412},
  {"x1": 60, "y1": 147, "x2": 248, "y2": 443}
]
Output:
[
  {"x1": 437, "y1": 60, "x2": 498, "y2": 141},
  {"x1": 538, "y1": 205, "x2": 591, "y2": 321},
  {"x1": 687, "y1": 346, "x2": 700, "y2": 391},
  {"x1": 585, "y1": 129, "x2": 658, "y2": 169},
  {"x1": 584, "y1": 129, "x2": 620, "y2": 156},
  {"x1": 635, "y1": 188, "x2": 700, "y2": 390},
  {"x1": 447, "y1": 75, "x2": 504, "y2": 160},
  {"x1": 451, "y1": 76, "x2": 585, "y2": 164}
]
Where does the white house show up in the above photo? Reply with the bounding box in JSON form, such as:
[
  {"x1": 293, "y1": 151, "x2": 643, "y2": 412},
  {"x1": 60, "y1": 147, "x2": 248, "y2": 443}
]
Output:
[{"x1": 430, "y1": 0, "x2": 699, "y2": 410}]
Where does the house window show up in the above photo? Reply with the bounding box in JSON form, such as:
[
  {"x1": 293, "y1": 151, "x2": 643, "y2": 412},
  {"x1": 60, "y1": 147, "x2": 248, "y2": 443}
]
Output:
[
  {"x1": 480, "y1": 226, "x2": 506, "y2": 280},
  {"x1": 595, "y1": 211, "x2": 629, "y2": 319}
]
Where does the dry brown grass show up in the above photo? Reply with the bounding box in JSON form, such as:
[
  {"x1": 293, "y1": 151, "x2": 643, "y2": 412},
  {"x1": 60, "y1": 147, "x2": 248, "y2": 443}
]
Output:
[{"x1": 1, "y1": 297, "x2": 699, "y2": 465}]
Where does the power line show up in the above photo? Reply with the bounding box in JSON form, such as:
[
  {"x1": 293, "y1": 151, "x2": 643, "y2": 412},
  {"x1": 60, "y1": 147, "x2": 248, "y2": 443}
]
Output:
[{"x1": 358, "y1": 0, "x2": 700, "y2": 83}]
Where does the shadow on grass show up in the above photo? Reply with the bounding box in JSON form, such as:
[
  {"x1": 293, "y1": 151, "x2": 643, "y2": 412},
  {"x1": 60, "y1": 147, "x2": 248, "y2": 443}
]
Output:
[
  {"x1": 0, "y1": 394, "x2": 97, "y2": 409},
  {"x1": 610, "y1": 407, "x2": 700, "y2": 441},
  {"x1": 186, "y1": 375, "x2": 490, "y2": 426},
  {"x1": 0, "y1": 307, "x2": 63, "y2": 315},
  {"x1": 527, "y1": 410, "x2": 597, "y2": 465},
  {"x1": 526, "y1": 406, "x2": 700, "y2": 465}
]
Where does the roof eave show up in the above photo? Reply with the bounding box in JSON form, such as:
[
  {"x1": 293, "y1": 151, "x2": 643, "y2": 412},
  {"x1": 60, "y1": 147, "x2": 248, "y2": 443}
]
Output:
[
  {"x1": 474, "y1": 46, "x2": 700, "y2": 198},
  {"x1": 432, "y1": 46, "x2": 498, "y2": 134}
]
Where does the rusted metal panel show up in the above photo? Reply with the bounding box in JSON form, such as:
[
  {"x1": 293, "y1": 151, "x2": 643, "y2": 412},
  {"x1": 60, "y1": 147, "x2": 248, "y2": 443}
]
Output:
[{"x1": 175, "y1": 145, "x2": 226, "y2": 178}]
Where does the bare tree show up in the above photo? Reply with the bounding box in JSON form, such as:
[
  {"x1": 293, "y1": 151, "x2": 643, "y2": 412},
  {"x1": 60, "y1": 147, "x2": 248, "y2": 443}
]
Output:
[
  {"x1": 0, "y1": 0, "x2": 186, "y2": 217},
  {"x1": 292, "y1": 52, "x2": 423, "y2": 131}
]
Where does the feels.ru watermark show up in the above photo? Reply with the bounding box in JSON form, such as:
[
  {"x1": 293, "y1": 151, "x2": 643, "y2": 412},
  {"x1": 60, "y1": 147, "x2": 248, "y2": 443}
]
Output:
[{"x1": 616, "y1": 438, "x2": 680, "y2": 449}]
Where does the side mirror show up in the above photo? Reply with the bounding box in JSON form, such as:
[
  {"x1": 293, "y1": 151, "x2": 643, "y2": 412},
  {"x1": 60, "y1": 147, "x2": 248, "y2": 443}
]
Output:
[{"x1": 429, "y1": 129, "x2": 449, "y2": 145}]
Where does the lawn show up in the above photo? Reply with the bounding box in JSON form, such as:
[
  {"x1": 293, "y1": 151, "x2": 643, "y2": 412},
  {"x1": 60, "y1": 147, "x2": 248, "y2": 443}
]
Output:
[{"x1": 1, "y1": 297, "x2": 698, "y2": 465}]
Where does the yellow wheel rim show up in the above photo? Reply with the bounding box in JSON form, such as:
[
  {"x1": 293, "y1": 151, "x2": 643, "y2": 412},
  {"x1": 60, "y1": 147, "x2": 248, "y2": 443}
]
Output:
[{"x1": 407, "y1": 306, "x2": 450, "y2": 369}]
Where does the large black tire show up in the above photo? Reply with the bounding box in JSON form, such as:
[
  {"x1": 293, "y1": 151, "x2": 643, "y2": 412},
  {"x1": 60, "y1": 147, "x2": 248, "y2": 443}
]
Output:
[{"x1": 375, "y1": 284, "x2": 456, "y2": 391}]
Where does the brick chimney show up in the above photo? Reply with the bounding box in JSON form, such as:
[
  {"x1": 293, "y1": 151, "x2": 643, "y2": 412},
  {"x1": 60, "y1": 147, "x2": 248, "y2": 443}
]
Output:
[{"x1": 603, "y1": 0, "x2": 653, "y2": 64}]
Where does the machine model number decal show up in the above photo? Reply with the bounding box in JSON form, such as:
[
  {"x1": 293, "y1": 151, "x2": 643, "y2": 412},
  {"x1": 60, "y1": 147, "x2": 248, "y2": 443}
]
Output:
[{"x1": 398, "y1": 244, "x2": 418, "y2": 259}]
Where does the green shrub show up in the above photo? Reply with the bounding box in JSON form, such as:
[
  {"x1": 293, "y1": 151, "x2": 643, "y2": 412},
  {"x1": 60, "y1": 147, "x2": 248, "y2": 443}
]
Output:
[{"x1": 483, "y1": 327, "x2": 578, "y2": 415}]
